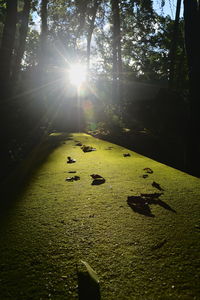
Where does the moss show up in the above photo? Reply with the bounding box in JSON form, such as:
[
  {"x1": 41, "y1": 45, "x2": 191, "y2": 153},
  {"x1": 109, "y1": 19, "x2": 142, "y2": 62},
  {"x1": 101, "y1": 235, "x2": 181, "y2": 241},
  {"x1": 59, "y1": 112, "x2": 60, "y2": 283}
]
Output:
[{"x1": 0, "y1": 133, "x2": 200, "y2": 299}]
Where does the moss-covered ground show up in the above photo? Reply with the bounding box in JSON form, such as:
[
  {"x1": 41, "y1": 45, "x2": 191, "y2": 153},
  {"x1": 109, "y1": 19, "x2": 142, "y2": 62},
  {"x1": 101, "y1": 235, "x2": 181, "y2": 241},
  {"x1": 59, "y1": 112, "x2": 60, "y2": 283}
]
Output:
[{"x1": 0, "y1": 133, "x2": 200, "y2": 300}]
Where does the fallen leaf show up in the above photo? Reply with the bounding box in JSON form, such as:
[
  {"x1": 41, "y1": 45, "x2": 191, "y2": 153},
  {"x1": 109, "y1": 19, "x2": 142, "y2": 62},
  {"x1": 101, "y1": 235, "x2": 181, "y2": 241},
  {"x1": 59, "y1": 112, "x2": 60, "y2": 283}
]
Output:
[
  {"x1": 81, "y1": 145, "x2": 96, "y2": 152},
  {"x1": 77, "y1": 261, "x2": 101, "y2": 300},
  {"x1": 92, "y1": 178, "x2": 105, "y2": 185},
  {"x1": 65, "y1": 176, "x2": 80, "y2": 182},
  {"x1": 90, "y1": 174, "x2": 103, "y2": 179},
  {"x1": 127, "y1": 193, "x2": 175, "y2": 216},
  {"x1": 80, "y1": 260, "x2": 100, "y2": 284},
  {"x1": 65, "y1": 177, "x2": 74, "y2": 182},
  {"x1": 127, "y1": 195, "x2": 147, "y2": 206},
  {"x1": 143, "y1": 167, "x2": 153, "y2": 174},
  {"x1": 142, "y1": 174, "x2": 148, "y2": 178},
  {"x1": 67, "y1": 156, "x2": 76, "y2": 163},
  {"x1": 127, "y1": 196, "x2": 153, "y2": 217}
]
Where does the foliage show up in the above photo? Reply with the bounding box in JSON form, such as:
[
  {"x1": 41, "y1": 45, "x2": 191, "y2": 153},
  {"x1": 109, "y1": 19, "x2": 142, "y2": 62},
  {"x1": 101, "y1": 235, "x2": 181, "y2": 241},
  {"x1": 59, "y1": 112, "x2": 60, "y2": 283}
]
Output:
[
  {"x1": 0, "y1": 0, "x2": 185, "y2": 91},
  {"x1": 23, "y1": 29, "x2": 40, "y2": 68}
]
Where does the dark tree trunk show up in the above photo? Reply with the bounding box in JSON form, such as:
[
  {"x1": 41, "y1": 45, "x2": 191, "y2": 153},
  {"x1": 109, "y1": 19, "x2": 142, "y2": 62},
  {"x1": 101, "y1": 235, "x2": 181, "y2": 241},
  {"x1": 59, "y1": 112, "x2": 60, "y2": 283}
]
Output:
[
  {"x1": 111, "y1": 0, "x2": 122, "y2": 105},
  {"x1": 39, "y1": 0, "x2": 48, "y2": 70},
  {"x1": 12, "y1": 0, "x2": 32, "y2": 83},
  {"x1": 184, "y1": 0, "x2": 200, "y2": 176},
  {"x1": 0, "y1": 0, "x2": 18, "y2": 98},
  {"x1": 75, "y1": 0, "x2": 89, "y2": 47},
  {"x1": 87, "y1": 0, "x2": 99, "y2": 72},
  {"x1": 37, "y1": 0, "x2": 49, "y2": 125},
  {"x1": 169, "y1": 0, "x2": 182, "y2": 88}
]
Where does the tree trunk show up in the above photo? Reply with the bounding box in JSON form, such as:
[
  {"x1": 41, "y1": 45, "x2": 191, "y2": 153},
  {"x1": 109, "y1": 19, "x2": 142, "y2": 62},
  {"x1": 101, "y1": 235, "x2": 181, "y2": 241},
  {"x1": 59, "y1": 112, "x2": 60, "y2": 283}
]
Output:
[
  {"x1": 39, "y1": 0, "x2": 48, "y2": 70},
  {"x1": 75, "y1": 0, "x2": 89, "y2": 49},
  {"x1": 12, "y1": 0, "x2": 32, "y2": 83},
  {"x1": 184, "y1": 0, "x2": 200, "y2": 176},
  {"x1": 111, "y1": 0, "x2": 122, "y2": 105},
  {"x1": 0, "y1": 0, "x2": 18, "y2": 98},
  {"x1": 86, "y1": 0, "x2": 99, "y2": 72},
  {"x1": 169, "y1": 0, "x2": 182, "y2": 88}
]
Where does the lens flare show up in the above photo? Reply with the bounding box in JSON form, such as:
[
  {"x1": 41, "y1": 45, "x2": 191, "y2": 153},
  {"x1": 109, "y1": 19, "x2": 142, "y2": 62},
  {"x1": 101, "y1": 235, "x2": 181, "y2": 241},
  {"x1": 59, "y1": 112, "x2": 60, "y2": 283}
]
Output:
[{"x1": 69, "y1": 64, "x2": 87, "y2": 87}]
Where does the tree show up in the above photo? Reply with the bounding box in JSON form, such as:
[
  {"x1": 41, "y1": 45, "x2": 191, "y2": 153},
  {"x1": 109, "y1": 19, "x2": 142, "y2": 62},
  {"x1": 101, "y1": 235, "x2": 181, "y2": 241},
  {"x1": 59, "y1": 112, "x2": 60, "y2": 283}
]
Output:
[
  {"x1": 169, "y1": 0, "x2": 182, "y2": 88},
  {"x1": 75, "y1": 0, "x2": 90, "y2": 47},
  {"x1": 39, "y1": 0, "x2": 48, "y2": 70},
  {"x1": 184, "y1": 0, "x2": 200, "y2": 176},
  {"x1": 12, "y1": 0, "x2": 32, "y2": 82},
  {"x1": 86, "y1": 0, "x2": 100, "y2": 72},
  {"x1": 111, "y1": 0, "x2": 122, "y2": 104},
  {"x1": 0, "y1": 0, "x2": 18, "y2": 98},
  {"x1": 22, "y1": 29, "x2": 40, "y2": 68}
]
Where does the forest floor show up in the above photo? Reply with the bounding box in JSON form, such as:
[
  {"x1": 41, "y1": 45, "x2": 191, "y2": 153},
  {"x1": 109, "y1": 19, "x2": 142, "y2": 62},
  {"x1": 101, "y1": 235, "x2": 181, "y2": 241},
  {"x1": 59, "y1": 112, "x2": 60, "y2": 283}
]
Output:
[{"x1": 0, "y1": 132, "x2": 200, "y2": 300}]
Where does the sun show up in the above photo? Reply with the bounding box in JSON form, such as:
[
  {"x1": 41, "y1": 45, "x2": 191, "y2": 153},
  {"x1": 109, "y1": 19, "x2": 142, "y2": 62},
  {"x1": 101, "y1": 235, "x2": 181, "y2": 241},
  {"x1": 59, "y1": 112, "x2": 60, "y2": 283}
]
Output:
[{"x1": 69, "y1": 63, "x2": 87, "y2": 87}]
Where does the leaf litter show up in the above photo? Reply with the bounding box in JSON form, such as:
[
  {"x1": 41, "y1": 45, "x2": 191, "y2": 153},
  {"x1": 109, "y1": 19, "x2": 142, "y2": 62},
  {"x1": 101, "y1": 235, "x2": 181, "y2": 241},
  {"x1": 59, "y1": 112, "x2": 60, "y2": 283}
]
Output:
[
  {"x1": 123, "y1": 153, "x2": 131, "y2": 157},
  {"x1": 143, "y1": 167, "x2": 153, "y2": 174},
  {"x1": 90, "y1": 174, "x2": 105, "y2": 185},
  {"x1": 65, "y1": 176, "x2": 80, "y2": 182},
  {"x1": 81, "y1": 145, "x2": 96, "y2": 152},
  {"x1": 67, "y1": 156, "x2": 76, "y2": 163}
]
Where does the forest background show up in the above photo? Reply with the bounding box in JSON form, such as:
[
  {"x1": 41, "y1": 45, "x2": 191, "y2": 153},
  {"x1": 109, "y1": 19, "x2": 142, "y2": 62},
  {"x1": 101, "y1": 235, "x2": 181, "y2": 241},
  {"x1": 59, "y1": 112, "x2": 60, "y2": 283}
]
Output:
[{"x1": 0, "y1": 0, "x2": 199, "y2": 179}]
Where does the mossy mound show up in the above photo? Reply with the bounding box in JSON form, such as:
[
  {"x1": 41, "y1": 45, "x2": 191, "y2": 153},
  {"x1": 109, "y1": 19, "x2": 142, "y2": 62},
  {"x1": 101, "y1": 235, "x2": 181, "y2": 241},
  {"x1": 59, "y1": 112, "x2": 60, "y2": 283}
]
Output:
[{"x1": 0, "y1": 133, "x2": 200, "y2": 299}]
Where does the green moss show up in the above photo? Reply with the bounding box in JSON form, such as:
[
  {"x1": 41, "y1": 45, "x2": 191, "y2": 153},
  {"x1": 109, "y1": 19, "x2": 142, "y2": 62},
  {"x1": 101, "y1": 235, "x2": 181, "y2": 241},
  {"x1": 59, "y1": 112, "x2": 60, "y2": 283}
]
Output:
[{"x1": 0, "y1": 133, "x2": 200, "y2": 299}]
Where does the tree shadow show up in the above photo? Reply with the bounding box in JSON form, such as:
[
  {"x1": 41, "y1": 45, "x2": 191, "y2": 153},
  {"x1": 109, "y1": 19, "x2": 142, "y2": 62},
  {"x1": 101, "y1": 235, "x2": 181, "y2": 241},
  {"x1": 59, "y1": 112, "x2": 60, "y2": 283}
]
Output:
[
  {"x1": 0, "y1": 132, "x2": 71, "y2": 222},
  {"x1": 127, "y1": 193, "x2": 176, "y2": 217}
]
